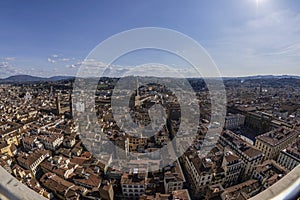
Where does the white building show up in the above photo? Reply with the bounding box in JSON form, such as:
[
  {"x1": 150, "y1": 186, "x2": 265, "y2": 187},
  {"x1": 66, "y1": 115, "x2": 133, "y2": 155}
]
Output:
[
  {"x1": 121, "y1": 168, "x2": 147, "y2": 199},
  {"x1": 38, "y1": 134, "x2": 64, "y2": 151}
]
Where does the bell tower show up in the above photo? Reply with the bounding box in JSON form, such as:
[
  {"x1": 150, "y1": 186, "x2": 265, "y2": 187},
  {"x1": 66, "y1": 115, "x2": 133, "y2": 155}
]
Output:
[{"x1": 135, "y1": 78, "x2": 141, "y2": 107}]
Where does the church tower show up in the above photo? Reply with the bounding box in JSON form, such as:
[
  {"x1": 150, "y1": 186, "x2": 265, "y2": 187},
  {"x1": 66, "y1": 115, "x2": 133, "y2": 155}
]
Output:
[
  {"x1": 69, "y1": 92, "x2": 73, "y2": 118},
  {"x1": 56, "y1": 93, "x2": 61, "y2": 115},
  {"x1": 135, "y1": 78, "x2": 141, "y2": 107}
]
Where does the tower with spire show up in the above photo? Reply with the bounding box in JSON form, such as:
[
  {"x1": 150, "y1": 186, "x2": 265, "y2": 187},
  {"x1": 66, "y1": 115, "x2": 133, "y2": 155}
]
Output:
[
  {"x1": 56, "y1": 93, "x2": 61, "y2": 115},
  {"x1": 135, "y1": 77, "x2": 141, "y2": 107},
  {"x1": 69, "y1": 92, "x2": 73, "y2": 118}
]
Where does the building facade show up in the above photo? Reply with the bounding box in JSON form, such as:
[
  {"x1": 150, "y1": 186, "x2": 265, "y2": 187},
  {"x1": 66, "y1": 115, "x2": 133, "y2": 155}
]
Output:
[
  {"x1": 219, "y1": 130, "x2": 264, "y2": 177},
  {"x1": 224, "y1": 113, "x2": 245, "y2": 130},
  {"x1": 222, "y1": 149, "x2": 244, "y2": 188},
  {"x1": 121, "y1": 168, "x2": 148, "y2": 199},
  {"x1": 255, "y1": 127, "x2": 299, "y2": 161},
  {"x1": 277, "y1": 136, "x2": 300, "y2": 170}
]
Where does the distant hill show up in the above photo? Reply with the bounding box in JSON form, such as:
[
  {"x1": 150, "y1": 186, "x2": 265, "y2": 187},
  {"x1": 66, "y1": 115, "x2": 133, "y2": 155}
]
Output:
[
  {"x1": 224, "y1": 75, "x2": 300, "y2": 80},
  {"x1": 0, "y1": 75, "x2": 74, "y2": 83},
  {"x1": 0, "y1": 74, "x2": 299, "y2": 84}
]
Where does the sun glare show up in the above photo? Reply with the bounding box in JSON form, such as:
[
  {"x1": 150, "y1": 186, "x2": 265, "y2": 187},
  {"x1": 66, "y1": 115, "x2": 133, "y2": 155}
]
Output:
[
  {"x1": 256, "y1": 0, "x2": 265, "y2": 7},
  {"x1": 255, "y1": 0, "x2": 268, "y2": 13}
]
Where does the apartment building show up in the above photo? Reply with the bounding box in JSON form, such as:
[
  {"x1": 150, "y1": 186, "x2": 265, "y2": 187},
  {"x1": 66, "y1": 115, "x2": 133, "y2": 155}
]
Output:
[
  {"x1": 219, "y1": 130, "x2": 264, "y2": 177},
  {"x1": 126, "y1": 136, "x2": 147, "y2": 152},
  {"x1": 38, "y1": 134, "x2": 64, "y2": 151},
  {"x1": 255, "y1": 127, "x2": 299, "y2": 161},
  {"x1": 222, "y1": 149, "x2": 244, "y2": 188},
  {"x1": 224, "y1": 113, "x2": 245, "y2": 130},
  {"x1": 163, "y1": 161, "x2": 185, "y2": 193},
  {"x1": 253, "y1": 159, "x2": 289, "y2": 190},
  {"x1": 277, "y1": 136, "x2": 300, "y2": 170},
  {"x1": 121, "y1": 168, "x2": 148, "y2": 199},
  {"x1": 17, "y1": 149, "x2": 50, "y2": 175}
]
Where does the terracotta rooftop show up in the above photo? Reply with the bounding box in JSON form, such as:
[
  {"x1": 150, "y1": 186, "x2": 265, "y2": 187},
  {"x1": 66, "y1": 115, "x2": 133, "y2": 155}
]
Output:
[
  {"x1": 256, "y1": 127, "x2": 299, "y2": 147},
  {"x1": 140, "y1": 189, "x2": 190, "y2": 200},
  {"x1": 73, "y1": 172, "x2": 101, "y2": 188},
  {"x1": 40, "y1": 172, "x2": 77, "y2": 196},
  {"x1": 17, "y1": 149, "x2": 49, "y2": 169},
  {"x1": 255, "y1": 159, "x2": 289, "y2": 176},
  {"x1": 285, "y1": 136, "x2": 300, "y2": 160},
  {"x1": 224, "y1": 153, "x2": 240, "y2": 163},
  {"x1": 222, "y1": 130, "x2": 263, "y2": 159}
]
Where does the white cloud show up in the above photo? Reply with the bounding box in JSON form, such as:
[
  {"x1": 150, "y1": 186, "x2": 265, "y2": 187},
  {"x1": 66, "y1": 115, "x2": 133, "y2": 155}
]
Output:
[
  {"x1": 261, "y1": 43, "x2": 300, "y2": 57},
  {"x1": 60, "y1": 58, "x2": 72, "y2": 62},
  {"x1": 67, "y1": 59, "x2": 202, "y2": 78},
  {"x1": 47, "y1": 58, "x2": 56, "y2": 63},
  {"x1": 0, "y1": 61, "x2": 25, "y2": 78},
  {"x1": 48, "y1": 54, "x2": 74, "y2": 64},
  {"x1": 66, "y1": 63, "x2": 81, "y2": 68},
  {"x1": 207, "y1": 9, "x2": 300, "y2": 76},
  {"x1": 0, "y1": 62, "x2": 10, "y2": 68},
  {"x1": 3, "y1": 57, "x2": 16, "y2": 61}
]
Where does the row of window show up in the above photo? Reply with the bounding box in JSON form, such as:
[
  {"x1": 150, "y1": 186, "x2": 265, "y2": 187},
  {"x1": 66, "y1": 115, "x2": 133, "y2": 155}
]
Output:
[
  {"x1": 278, "y1": 154, "x2": 299, "y2": 170},
  {"x1": 123, "y1": 189, "x2": 144, "y2": 193},
  {"x1": 122, "y1": 185, "x2": 144, "y2": 188},
  {"x1": 124, "y1": 193, "x2": 142, "y2": 197},
  {"x1": 167, "y1": 182, "x2": 182, "y2": 186}
]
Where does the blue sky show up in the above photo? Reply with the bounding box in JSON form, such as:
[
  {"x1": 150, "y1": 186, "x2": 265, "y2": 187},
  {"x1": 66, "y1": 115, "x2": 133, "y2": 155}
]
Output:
[{"x1": 0, "y1": 0, "x2": 300, "y2": 77}]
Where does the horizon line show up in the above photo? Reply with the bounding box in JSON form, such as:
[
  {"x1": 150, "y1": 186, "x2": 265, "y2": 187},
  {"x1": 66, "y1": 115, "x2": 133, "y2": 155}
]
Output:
[{"x1": 1, "y1": 73, "x2": 300, "y2": 79}]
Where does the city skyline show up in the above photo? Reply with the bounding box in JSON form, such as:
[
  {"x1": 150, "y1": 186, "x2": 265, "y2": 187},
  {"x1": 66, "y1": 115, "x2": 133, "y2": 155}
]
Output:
[{"x1": 1, "y1": 2, "x2": 300, "y2": 199}]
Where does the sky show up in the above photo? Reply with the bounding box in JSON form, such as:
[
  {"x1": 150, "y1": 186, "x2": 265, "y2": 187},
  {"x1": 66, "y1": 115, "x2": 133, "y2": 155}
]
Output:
[{"x1": 0, "y1": 0, "x2": 300, "y2": 78}]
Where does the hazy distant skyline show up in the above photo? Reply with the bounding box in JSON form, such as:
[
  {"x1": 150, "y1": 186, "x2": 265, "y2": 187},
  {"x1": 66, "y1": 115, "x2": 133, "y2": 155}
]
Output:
[{"x1": 0, "y1": 0, "x2": 300, "y2": 78}]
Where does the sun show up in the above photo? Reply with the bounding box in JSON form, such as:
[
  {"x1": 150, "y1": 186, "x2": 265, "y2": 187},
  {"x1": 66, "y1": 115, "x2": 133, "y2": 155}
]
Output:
[
  {"x1": 255, "y1": 0, "x2": 266, "y2": 11},
  {"x1": 256, "y1": 0, "x2": 265, "y2": 7}
]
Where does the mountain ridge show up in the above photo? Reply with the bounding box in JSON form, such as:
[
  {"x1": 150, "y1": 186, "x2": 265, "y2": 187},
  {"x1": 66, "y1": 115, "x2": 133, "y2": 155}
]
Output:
[
  {"x1": 0, "y1": 74, "x2": 299, "y2": 83},
  {"x1": 0, "y1": 75, "x2": 75, "y2": 83}
]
